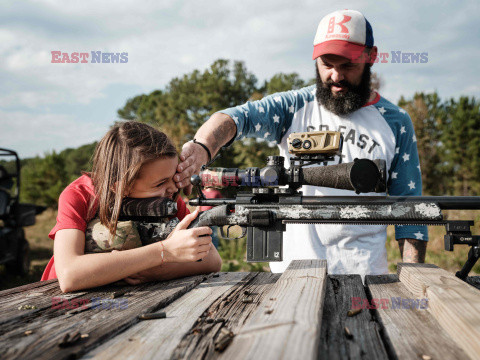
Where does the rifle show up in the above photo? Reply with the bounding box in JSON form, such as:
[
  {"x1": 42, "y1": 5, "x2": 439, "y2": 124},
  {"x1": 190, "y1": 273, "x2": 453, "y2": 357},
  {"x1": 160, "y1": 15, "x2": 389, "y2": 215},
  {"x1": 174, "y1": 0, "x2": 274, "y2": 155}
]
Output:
[{"x1": 120, "y1": 131, "x2": 480, "y2": 280}]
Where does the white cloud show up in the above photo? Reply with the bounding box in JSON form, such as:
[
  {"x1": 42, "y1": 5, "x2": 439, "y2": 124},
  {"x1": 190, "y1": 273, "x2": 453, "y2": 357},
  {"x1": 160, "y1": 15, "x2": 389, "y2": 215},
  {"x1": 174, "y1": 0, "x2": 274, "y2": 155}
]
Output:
[
  {"x1": 0, "y1": 110, "x2": 107, "y2": 158},
  {"x1": 0, "y1": 0, "x2": 333, "y2": 109},
  {"x1": 0, "y1": 90, "x2": 66, "y2": 108}
]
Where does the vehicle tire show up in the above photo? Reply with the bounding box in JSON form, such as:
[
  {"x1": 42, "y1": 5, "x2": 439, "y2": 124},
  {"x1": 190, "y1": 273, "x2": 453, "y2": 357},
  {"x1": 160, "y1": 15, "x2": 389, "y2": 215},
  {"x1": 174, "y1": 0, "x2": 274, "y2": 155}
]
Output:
[{"x1": 6, "y1": 231, "x2": 30, "y2": 276}]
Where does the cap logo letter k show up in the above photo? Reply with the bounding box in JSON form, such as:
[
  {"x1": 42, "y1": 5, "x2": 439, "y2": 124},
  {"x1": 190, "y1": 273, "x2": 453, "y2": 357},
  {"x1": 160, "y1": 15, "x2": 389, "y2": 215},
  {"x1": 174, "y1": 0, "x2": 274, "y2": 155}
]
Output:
[{"x1": 327, "y1": 15, "x2": 351, "y2": 34}]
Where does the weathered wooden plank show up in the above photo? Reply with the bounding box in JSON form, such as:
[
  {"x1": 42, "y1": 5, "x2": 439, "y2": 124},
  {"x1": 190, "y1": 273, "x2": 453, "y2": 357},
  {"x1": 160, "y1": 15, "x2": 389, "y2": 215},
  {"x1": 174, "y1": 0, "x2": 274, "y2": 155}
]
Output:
[
  {"x1": 82, "y1": 272, "x2": 249, "y2": 360},
  {"x1": 366, "y1": 274, "x2": 468, "y2": 360},
  {"x1": 398, "y1": 263, "x2": 480, "y2": 360},
  {"x1": 0, "y1": 279, "x2": 57, "y2": 297},
  {"x1": 218, "y1": 260, "x2": 327, "y2": 360},
  {"x1": 171, "y1": 272, "x2": 281, "y2": 359},
  {"x1": 0, "y1": 280, "x2": 88, "y2": 330},
  {"x1": 0, "y1": 274, "x2": 210, "y2": 360},
  {"x1": 318, "y1": 275, "x2": 389, "y2": 360}
]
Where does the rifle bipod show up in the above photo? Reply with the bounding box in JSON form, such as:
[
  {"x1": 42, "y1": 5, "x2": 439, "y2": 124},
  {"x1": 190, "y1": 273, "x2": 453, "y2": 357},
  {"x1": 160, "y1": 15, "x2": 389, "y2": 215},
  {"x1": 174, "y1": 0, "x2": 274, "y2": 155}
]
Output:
[{"x1": 444, "y1": 221, "x2": 480, "y2": 281}]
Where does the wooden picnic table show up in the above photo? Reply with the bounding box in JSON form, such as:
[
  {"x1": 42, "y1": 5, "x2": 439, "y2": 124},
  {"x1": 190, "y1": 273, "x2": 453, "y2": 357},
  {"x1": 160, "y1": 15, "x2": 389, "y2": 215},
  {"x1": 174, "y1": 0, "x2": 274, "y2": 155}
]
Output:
[{"x1": 1, "y1": 260, "x2": 479, "y2": 360}]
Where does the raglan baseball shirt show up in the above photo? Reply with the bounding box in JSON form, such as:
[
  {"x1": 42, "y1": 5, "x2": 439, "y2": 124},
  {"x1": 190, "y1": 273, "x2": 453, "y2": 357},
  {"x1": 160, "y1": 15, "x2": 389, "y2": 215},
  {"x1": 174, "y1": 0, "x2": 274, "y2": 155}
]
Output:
[{"x1": 219, "y1": 84, "x2": 427, "y2": 276}]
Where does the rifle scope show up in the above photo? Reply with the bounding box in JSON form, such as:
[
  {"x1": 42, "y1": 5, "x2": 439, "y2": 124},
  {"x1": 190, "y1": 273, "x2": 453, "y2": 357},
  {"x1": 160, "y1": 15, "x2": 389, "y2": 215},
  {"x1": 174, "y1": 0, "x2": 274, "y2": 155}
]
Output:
[{"x1": 191, "y1": 156, "x2": 386, "y2": 194}]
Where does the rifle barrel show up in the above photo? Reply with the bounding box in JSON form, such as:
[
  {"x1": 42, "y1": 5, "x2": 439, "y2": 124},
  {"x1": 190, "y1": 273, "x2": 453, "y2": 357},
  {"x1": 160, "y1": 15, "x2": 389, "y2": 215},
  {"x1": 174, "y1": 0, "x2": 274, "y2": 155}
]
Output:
[{"x1": 189, "y1": 196, "x2": 480, "y2": 210}]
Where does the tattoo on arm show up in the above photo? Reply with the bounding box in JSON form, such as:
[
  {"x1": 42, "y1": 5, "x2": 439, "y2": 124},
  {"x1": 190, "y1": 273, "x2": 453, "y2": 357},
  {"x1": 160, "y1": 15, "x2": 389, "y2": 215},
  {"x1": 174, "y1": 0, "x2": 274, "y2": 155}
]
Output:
[
  {"x1": 399, "y1": 238, "x2": 427, "y2": 263},
  {"x1": 210, "y1": 118, "x2": 236, "y2": 155}
]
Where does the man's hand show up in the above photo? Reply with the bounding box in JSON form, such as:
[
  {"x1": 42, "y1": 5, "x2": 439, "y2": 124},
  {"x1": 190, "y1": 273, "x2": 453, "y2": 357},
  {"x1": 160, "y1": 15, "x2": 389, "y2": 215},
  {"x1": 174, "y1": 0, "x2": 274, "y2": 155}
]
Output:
[
  {"x1": 398, "y1": 238, "x2": 427, "y2": 263},
  {"x1": 175, "y1": 113, "x2": 237, "y2": 195},
  {"x1": 175, "y1": 141, "x2": 210, "y2": 195}
]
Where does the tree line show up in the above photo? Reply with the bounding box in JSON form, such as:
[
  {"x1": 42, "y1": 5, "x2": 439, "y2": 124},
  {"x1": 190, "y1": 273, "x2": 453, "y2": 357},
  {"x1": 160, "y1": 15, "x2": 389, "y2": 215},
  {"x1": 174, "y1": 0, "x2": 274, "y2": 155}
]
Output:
[{"x1": 12, "y1": 59, "x2": 480, "y2": 207}]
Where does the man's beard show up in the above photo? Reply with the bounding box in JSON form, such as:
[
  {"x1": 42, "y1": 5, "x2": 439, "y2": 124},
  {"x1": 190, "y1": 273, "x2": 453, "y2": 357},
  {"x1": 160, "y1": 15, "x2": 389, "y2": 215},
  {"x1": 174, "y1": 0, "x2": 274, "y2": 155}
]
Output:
[{"x1": 315, "y1": 64, "x2": 372, "y2": 116}]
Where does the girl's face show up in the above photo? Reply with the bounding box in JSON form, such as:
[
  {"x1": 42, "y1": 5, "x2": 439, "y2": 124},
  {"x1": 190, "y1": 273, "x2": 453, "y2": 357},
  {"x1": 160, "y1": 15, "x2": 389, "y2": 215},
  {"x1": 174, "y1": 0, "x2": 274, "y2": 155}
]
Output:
[{"x1": 127, "y1": 157, "x2": 178, "y2": 199}]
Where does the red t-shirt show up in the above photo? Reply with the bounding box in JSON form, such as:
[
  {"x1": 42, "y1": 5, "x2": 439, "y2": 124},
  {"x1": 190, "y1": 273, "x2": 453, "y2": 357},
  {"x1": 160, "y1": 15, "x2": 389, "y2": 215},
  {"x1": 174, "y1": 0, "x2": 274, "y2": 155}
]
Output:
[
  {"x1": 41, "y1": 175, "x2": 189, "y2": 281},
  {"x1": 198, "y1": 188, "x2": 223, "y2": 212}
]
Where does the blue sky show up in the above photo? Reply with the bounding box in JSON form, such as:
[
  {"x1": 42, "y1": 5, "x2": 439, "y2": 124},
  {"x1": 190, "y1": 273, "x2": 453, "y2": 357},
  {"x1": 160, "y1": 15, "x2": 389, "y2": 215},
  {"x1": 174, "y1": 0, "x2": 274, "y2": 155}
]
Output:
[{"x1": 0, "y1": 0, "x2": 479, "y2": 158}]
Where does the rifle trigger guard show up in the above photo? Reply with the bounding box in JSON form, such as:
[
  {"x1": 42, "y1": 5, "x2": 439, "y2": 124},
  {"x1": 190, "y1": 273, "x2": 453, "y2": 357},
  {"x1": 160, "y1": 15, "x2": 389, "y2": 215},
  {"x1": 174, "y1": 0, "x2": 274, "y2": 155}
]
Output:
[{"x1": 221, "y1": 225, "x2": 246, "y2": 240}]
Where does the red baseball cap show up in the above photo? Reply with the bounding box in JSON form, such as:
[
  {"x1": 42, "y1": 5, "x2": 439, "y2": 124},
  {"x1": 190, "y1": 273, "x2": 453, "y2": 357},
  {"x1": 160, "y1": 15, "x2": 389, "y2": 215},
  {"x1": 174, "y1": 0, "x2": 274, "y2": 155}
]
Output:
[{"x1": 313, "y1": 9, "x2": 374, "y2": 61}]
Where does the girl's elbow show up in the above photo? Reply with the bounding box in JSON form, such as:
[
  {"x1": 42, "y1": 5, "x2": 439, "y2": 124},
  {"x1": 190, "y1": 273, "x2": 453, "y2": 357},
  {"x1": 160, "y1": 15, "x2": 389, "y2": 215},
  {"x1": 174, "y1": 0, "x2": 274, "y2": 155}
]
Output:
[
  {"x1": 59, "y1": 283, "x2": 74, "y2": 293},
  {"x1": 57, "y1": 268, "x2": 79, "y2": 293},
  {"x1": 58, "y1": 278, "x2": 74, "y2": 293}
]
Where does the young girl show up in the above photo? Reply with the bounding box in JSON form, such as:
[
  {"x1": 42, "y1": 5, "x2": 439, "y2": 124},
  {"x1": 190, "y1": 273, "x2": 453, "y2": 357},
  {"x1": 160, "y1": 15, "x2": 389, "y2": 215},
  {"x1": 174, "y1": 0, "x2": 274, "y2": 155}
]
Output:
[{"x1": 41, "y1": 121, "x2": 222, "y2": 292}]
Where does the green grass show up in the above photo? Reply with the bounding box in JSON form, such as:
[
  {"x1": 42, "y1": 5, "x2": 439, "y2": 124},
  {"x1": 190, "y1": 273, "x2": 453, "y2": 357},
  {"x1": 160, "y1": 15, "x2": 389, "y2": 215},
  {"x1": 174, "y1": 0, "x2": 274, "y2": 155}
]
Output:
[
  {"x1": 213, "y1": 225, "x2": 269, "y2": 272},
  {"x1": 1, "y1": 209, "x2": 478, "y2": 291},
  {"x1": 218, "y1": 236, "x2": 269, "y2": 272}
]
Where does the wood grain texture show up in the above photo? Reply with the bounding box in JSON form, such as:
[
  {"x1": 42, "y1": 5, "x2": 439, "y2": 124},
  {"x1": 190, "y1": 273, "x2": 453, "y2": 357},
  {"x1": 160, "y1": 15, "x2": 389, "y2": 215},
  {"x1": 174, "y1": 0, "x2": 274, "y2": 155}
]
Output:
[
  {"x1": 366, "y1": 274, "x2": 468, "y2": 360},
  {"x1": 219, "y1": 260, "x2": 327, "y2": 360},
  {"x1": 0, "y1": 280, "x2": 88, "y2": 331},
  {"x1": 82, "y1": 272, "x2": 249, "y2": 360},
  {"x1": 0, "y1": 279, "x2": 57, "y2": 297},
  {"x1": 397, "y1": 263, "x2": 480, "y2": 360},
  {"x1": 0, "y1": 274, "x2": 208, "y2": 360},
  {"x1": 318, "y1": 275, "x2": 389, "y2": 360},
  {"x1": 171, "y1": 272, "x2": 281, "y2": 359}
]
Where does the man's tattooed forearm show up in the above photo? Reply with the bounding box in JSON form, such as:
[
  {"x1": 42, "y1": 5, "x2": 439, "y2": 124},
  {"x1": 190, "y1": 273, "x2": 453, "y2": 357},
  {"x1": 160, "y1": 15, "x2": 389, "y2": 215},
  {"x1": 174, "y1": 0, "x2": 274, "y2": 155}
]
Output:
[{"x1": 211, "y1": 120, "x2": 236, "y2": 153}]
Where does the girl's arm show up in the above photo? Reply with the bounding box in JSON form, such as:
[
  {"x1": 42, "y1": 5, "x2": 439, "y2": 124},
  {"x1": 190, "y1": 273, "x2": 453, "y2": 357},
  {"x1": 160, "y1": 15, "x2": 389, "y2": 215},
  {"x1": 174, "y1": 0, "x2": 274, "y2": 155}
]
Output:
[
  {"x1": 55, "y1": 229, "x2": 164, "y2": 292},
  {"x1": 122, "y1": 245, "x2": 222, "y2": 284},
  {"x1": 55, "y1": 211, "x2": 216, "y2": 292}
]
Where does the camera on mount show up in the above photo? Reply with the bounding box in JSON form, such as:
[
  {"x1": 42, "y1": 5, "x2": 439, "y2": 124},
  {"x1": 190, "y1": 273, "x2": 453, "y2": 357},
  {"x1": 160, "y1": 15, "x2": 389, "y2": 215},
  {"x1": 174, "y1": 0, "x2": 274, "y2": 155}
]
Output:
[{"x1": 287, "y1": 131, "x2": 343, "y2": 159}]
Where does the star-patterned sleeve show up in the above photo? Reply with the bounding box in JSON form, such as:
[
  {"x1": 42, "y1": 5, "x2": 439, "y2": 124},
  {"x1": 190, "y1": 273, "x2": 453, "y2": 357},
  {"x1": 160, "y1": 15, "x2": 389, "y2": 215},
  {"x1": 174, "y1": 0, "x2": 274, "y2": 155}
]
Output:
[
  {"x1": 216, "y1": 86, "x2": 314, "y2": 143},
  {"x1": 384, "y1": 106, "x2": 429, "y2": 242}
]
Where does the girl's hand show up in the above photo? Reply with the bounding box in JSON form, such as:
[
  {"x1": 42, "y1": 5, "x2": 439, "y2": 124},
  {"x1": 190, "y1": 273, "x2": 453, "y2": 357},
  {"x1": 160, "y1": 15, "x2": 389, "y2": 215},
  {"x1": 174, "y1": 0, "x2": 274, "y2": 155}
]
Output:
[{"x1": 162, "y1": 209, "x2": 213, "y2": 262}]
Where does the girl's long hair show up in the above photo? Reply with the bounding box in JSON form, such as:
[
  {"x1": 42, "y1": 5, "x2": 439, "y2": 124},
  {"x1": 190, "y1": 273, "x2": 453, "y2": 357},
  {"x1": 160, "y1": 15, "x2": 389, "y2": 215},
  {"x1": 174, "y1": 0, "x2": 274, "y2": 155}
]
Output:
[{"x1": 91, "y1": 121, "x2": 177, "y2": 235}]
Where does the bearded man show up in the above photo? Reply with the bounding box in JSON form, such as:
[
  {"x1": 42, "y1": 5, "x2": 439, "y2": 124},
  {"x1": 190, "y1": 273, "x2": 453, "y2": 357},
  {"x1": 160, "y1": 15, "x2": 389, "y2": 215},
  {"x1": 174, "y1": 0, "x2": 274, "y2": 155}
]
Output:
[{"x1": 175, "y1": 9, "x2": 427, "y2": 277}]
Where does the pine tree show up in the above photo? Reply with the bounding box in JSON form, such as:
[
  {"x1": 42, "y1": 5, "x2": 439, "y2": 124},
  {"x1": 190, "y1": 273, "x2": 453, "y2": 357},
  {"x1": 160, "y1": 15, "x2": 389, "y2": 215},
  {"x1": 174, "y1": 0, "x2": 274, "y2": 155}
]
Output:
[
  {"x1": 441, "y1": 97, "x2": 480, "y2": 195},
  {"x1": 399, "y1": 92, "x2": 446, "y2": 195}
]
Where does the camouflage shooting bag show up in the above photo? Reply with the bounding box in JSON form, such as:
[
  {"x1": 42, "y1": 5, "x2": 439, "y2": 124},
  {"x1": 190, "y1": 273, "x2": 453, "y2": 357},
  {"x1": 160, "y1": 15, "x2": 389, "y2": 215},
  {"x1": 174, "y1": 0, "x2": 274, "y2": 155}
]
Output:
[{"x1": 84, "y1": 197, "x2": 179, "y2": 254}]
